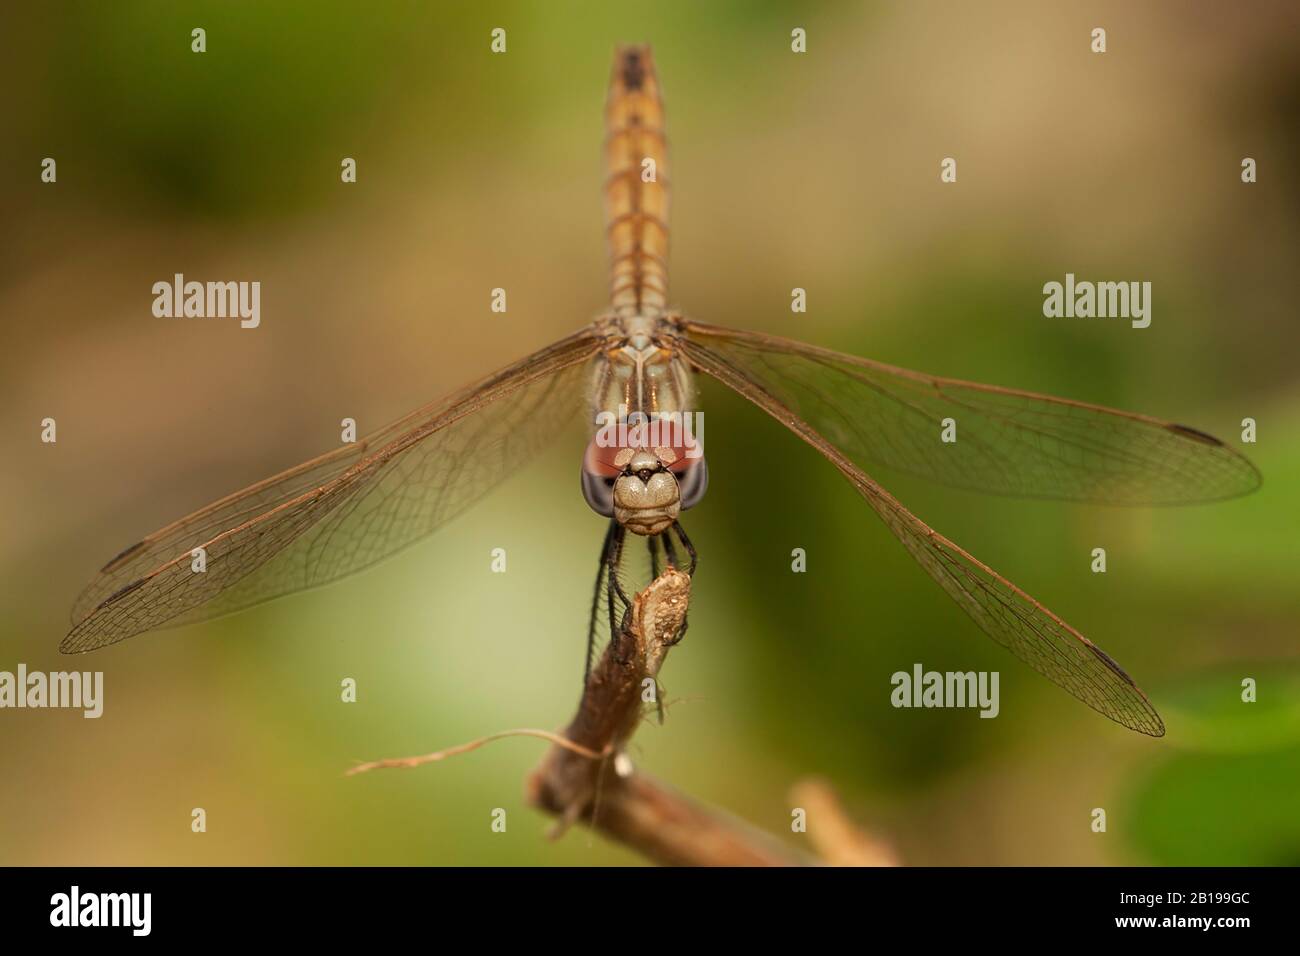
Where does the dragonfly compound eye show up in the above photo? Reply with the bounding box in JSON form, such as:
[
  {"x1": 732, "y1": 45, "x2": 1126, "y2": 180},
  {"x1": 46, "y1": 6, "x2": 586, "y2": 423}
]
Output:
[{"x1": 580, "y1": 469, "x2": 616, "y2": 518}]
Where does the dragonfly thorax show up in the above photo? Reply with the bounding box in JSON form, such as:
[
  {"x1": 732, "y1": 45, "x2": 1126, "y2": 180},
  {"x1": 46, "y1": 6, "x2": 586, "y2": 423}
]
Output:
[{"x1": 614, "y1": 311, "x2": 659, "y2": 349}]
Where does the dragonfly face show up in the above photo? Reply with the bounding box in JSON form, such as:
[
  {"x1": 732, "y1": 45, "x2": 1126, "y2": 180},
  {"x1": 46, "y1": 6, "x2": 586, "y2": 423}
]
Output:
[
  {"x1": 581, "y1": 435, "x2": 710, "y2": 534},
  {"x1": 612, "y1": 448, "x2": 680, "y2": 535}
]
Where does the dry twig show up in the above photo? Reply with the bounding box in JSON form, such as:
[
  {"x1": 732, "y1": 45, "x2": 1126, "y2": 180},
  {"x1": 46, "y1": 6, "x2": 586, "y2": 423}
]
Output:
[
  {"x1": 350, "y1": 567, "x2": 894, "y2": 866},
  {"x1": 524, "y1": 568, "x2": 813, "y2": 866}
]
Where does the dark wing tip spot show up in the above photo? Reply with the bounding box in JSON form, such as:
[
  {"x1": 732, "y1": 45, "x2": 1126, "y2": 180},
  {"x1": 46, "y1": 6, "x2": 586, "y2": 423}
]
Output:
[
  {"x1": 101, "y1": 539, "x2": 147, "y2": 573},
  {"x1": 1166, "y1": 422, "x2": 1225, "y2": 447},
  {"x1": 1089, "y1": 644, "x2": 1165, "y2": 736},
  {"x1": 97, "y1": 577, "x2": 146, "y2": 611},
  {"x1": 1089, "y1": 642, "x2": 1137, "y2": 685}
]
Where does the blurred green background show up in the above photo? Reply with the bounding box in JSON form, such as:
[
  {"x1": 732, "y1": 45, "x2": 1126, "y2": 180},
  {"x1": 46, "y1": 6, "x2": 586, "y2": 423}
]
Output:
[{"x1": 2, "y1": 1, "x2": 1297, "y2": 866}]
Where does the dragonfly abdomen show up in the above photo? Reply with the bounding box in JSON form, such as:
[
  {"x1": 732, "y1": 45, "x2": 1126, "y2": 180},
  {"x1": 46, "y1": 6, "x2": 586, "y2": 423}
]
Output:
[{"x1": 604, "y1": 45, "x2": 670, "y2": 317}]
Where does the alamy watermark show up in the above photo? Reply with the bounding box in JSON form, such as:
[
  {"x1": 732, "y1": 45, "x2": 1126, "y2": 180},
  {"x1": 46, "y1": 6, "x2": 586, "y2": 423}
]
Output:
[
  {"x1": 0, "y1": 664, "x2": 103, "y2": 718},
  {"x1": 1042, "y1": 273, "x2": 1151, "y2": 329},
  {"x1": 50, "y1": 886, "x2": 150, "y2": 936},
  {"x1": 891, "y1": 663, "x2": 999, "y2": 718},
  {"x1": 152, "y1": 273, "x2": 261, "y2": 328}
]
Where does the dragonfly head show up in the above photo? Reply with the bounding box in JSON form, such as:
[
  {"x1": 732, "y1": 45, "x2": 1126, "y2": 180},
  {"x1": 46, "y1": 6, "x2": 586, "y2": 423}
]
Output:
[
  {"x1": 582, "y1": 441, "x2": 708, "y2": 536},
  {"x1": 611, "y1": 448, "x2": 681, "y2": 536}
]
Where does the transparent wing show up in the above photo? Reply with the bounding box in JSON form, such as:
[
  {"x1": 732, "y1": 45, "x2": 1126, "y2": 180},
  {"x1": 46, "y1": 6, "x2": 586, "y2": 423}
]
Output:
[
  {"x1": 683, "y1": 321, "x2": 1260, "y2": 504},
  {"x1": 63, "y1": 329, "x2": 602, "y2": 653},
  {"x1": 681, "y1": 334, "x2": 1165, "y2": 735}
]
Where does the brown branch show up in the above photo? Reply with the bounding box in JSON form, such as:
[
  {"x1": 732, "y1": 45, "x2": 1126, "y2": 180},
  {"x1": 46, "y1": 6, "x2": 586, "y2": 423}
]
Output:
[
  {"x1": 524, "y1": 568, "x2": 814, "y2": 866},
  {"x1": 349, "y1": 566, "x2": 896, "y2": 866}
]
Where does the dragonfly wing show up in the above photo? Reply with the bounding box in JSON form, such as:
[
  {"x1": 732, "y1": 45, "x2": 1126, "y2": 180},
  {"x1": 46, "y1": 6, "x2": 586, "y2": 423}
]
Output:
[
  {"x1": 63, "y1": 329, "x2": 602, "y2": 652},
  {"x1": 681, "y1": 333, "x2": 1165, "y2": 735},
  {"x1": 683, "y1": 320, "x2": 1259, "y2": 504}
]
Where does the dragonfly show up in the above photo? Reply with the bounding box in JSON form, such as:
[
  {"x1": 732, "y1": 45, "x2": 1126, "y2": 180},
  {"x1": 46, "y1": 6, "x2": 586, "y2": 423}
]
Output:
[{"x1": 63, "y1": 46, "x2": 1260, "y2": 738}]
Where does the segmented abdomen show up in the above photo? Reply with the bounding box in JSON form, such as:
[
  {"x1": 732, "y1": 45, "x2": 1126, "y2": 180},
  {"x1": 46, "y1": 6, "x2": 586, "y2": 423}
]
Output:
[{"x1": 604, "y1": 45, "x2": 670, "y2": 316}]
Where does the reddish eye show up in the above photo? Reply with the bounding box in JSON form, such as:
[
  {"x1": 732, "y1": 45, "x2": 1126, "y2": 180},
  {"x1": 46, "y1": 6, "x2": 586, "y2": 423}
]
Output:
[
  {"x1": 655, "y1": 436, "x2": 704, "y2": 472},
  {"x1": 665, "y1": 441, "x2": 703, "y2": 473},
  {"x1": 583, "y1": 438, "x2": 625, "y2": 477},
  {"x1": 583, "y1": 435, "x2": 705, "y2": 475}
]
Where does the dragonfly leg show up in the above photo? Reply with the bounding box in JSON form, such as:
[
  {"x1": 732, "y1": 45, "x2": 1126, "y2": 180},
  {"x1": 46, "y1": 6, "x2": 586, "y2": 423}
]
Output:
[
  {"x1": 584, "y1": 521, "x2": 617, "y2": 688},
  {"x1": 659, "y1": 521, "x2": 696, "y2": 646},
  {"x1": 671, "y1": 520, "x2": 698, "y2": 577},
  {"x1": 605, "y1": 523, "x2": 633, "y2": 663},
  {"x1": 661, "y1": 530, "x2": 680, "y2": 569},
  {"x1": 647, "y1": 534, "x2": 661, "y2": 578},
  {"x1": 607, "y1": 522, "x2": 631, "y2": 607}
]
